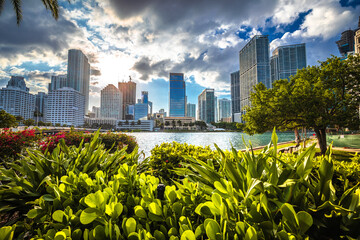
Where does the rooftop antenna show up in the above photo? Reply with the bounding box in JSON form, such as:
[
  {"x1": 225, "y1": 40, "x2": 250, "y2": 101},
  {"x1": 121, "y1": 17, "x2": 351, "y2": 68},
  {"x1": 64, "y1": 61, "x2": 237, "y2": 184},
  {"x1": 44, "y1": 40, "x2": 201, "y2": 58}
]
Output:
[{"x1": 129, "y1": 76, "x2": 132, "y2": 82}]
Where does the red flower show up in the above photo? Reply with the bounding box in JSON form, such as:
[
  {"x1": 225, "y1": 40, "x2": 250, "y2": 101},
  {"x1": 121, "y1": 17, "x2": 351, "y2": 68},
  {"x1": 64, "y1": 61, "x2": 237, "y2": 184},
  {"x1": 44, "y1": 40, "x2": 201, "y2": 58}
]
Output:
[{"x1": 166, "y1": 160, "x2": 169, "y2": 163}]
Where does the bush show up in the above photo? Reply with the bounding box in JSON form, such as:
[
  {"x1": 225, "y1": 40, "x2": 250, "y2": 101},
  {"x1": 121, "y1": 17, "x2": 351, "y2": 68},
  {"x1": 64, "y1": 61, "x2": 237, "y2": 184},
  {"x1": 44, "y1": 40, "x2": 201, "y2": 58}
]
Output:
[
  {"x1": 0, "y1": 129, "x2": 39, "y2": 161},
  {"x1": 39, "y1": 131, "x2": 137, "y2": 154},
  {"x1": 148, "y1": 142, "x2": 215, "y2": 183}
]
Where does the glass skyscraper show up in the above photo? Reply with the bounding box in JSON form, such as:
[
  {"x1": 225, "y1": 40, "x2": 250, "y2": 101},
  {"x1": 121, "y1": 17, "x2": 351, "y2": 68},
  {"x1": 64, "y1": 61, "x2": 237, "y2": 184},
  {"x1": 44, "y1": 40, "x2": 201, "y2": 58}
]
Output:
[
  {"x1": 230, "y1": 71, "x2": 240, "y2": 122},
  {"x1": 218, "y1": 98, "x2": 231, "y2": 121},
  {"x1": 67, "y1": 49, "x2": 90, "y2": 114},
  {"x1": 186, "y1": 103, "x2": 196, "y2": 118},
  {"x1": 239, "y1": 35, "x2": 270, "y2": 116},
  {"x1": 270, "y1": 43, "x2": 306, "y2": 82},
  {"x1": 198, "y1": 88, "x2": 215, "y2": 123},
  {"x1": 169, "y1": 73, "x2": 186, "y2": 117}
]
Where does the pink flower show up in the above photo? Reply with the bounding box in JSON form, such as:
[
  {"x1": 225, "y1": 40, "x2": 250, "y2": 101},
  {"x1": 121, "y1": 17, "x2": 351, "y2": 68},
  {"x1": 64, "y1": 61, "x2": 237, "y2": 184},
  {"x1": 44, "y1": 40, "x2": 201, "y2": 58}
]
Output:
[{"x1": 166, "y1": 160, "x2": 169, "y2": 163}]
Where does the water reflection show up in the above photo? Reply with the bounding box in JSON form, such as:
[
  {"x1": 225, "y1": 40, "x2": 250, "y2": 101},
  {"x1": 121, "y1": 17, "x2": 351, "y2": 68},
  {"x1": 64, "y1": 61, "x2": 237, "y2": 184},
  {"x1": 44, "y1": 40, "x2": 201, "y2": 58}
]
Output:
[{"x1": 125, "y1": 132, "x2": 297, "y2": 157}]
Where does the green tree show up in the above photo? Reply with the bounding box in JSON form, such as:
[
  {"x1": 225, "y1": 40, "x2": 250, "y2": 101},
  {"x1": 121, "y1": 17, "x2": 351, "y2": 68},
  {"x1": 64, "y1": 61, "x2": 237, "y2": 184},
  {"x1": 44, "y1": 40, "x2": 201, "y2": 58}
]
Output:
[
  {"x1": 244, "y1": 55, "x2": 360, "y2": 155},
  {"x1": 0, "y1": 0, "x2": 67, "y2": 25},
  {"x1": 177, "y1": 120, "x2": 182, "y2": 126},
  {"x1": 165, "y1": 121, "x2": 170, "y2": 126},
  {"x1": 0, "y1": 110, "x2": 17, "y2": 128},
  {"x1": 137, "y1": 120, "x2": 141, "y2": 125},
  {"x1": 23, "y1": 118, "x2": 35, "y2": 127},
  {"x1": 15, "y1": 115, "x2": 23, "y2": 125}
]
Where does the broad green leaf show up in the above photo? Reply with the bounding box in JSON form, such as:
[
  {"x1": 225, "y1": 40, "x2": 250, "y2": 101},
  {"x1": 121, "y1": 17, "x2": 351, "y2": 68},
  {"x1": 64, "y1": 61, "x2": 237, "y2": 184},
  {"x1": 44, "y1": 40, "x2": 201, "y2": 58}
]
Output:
[
  {"x1": 27, "y1": 209, "x2": 42, "y2": 219},
  {"x1": 211, "y1": 193, "x2": 222, "y2": 208},
  {"x1": 84, "y1": 191, "x2": 105, "y2": 208},
  {"x1": 128, "y1": 232, "x2": 140, "y2": 240},
  {"x1": 93, "y1": 225, "x2": 106, "y2": 240},
  {"x1": 168, "y1": 227, "x2": 178, "y2": 236},
  {"x1": 72, "y1": 229, "x2": 82, "y2": 240},
  {"x1": 181, "y1": 230, "x2": 196, "y2": 240},
  {"x1": 297, "y1": 211, "x2": 313, "y2": 234},
  {"x1": 245, "y1": 226, "x2": 257, "y2": 240},
  {"x1": 134, "y1": 205, "x2": 147, "y2": 218},
  {"x1": 149, "y1": 202, "x2": 162, "y2": 216},
  {"x1": 154, "y1": 230, "x2": 166, "y2": 240},
  {"x1": 113, "y1": 203, "x2": 123, "y2": 218},
  {"x1": 54, "y1": 231, "x2": 67, "y2": 240},
  {"x1": 80, "y1": 208, "x2": 100, "y2": 225},
  {"x1": 126, "y1": 218, "x2": 137, "y2": 235},
  {"x1": 280, "y1": 203, "x2": 299, "y2": 230},
  {"x1": 214, "y1": 181, "x2": 227, "y2": 194},
  {"x1": 52, "y1": 210, "x2": 65, "y2": 223},
  {"x1": 0, "y1": 226, "x2": 14, "y2": 240},
  {"x1": 205, "y1": 219, "x2": 221, "y2": 240}
]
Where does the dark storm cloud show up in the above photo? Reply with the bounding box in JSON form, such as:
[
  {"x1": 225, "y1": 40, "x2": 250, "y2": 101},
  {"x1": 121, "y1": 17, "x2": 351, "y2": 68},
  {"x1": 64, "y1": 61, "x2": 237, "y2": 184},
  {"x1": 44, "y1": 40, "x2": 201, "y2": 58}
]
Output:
[
  {"x1": 107, "y1": 0, "x2": 278, "y2": 31},
  {"x1": 0, "y1": 0, "x2": 84, "y2": 63},
  {"x1": 132, "y1": 57, "x2": 171, "y2": 80},
  {"x1": 91, "y1": 68, "x2": 101, "y2": 76}
]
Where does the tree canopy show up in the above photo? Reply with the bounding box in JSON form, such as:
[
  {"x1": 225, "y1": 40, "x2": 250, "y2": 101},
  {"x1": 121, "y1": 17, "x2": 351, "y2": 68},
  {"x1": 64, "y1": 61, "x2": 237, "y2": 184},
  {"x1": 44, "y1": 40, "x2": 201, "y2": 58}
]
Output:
[
  {"x1": 0, "y1": 110, "x2": 18, "y2": 128},
  {"x1": 243, "y1": 55, "x2": 360, "y2": 154}
]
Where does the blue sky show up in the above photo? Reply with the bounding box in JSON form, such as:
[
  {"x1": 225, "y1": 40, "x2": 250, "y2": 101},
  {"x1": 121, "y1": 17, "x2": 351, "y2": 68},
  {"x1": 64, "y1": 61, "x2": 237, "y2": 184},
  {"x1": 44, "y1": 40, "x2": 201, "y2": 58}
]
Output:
[{"x1": 0, "y1": 0, "x2": 359, "y2": 113}]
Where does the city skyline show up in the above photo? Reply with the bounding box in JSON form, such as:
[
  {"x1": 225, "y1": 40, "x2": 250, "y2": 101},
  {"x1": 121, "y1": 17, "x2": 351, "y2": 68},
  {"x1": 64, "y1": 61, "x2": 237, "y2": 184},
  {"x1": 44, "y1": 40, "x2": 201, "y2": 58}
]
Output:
[{"x1": 0, "y1": 1, "x2": 359, "y2": 113}]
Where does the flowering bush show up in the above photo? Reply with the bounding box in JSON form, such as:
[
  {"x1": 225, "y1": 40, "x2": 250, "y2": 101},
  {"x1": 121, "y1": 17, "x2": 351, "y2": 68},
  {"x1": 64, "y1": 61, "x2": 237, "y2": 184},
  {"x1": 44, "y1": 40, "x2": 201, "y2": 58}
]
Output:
[
  {"x1": 39, "y1": 131, "x2": 137, "y2": 154},
  {"x1": 0, "y1": 129, "x2": 39, "y2": 161}
]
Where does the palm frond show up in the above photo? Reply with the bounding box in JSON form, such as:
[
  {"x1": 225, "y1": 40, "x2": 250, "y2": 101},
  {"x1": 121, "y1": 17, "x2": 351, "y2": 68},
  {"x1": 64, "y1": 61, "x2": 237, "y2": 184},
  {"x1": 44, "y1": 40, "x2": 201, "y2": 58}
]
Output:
[
  {"x1": 0, "y1": 0, "x2": 5, "y2": 15},
  {"x1": 12, "y1": 0, "x2": 22, "y2": 25}
]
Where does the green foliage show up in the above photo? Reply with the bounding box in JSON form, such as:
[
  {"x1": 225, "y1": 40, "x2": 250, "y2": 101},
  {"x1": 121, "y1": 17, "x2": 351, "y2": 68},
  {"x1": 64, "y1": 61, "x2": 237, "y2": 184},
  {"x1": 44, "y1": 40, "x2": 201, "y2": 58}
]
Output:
[
  {"x1": 0, "y1": 110, "x2": 17, "y2": 128},
  {"x1": 23, "y1": 119, "x2": 35, "y2": 126},
  {"x1": 148, "y1": 142, "x2": 215, "y2": 183},
  {"x1": 211, "y1": 122, "x2": 240, "y2": 131},
  {"x1": 1, "y1": 130, "x2": 360, "y2": 239},
  {"x1": 244, "y1": 55, "x2": 360, "y2": 155}
]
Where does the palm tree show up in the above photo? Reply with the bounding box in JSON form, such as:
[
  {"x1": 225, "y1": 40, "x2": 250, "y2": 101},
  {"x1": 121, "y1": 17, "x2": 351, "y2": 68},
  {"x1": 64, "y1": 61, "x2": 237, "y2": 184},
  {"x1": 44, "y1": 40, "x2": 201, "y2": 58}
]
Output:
[{"x1": 0, "y1": 0, "x2": 67, "y2": 25}]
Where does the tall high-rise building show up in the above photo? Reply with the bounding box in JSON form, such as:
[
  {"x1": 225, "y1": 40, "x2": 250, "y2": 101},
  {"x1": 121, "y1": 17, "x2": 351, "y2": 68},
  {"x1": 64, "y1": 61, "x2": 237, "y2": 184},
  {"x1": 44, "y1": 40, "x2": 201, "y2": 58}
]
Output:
[
  {"x1": 92, "y1": 106, "x2": 100, "y2": 118},
  {"x1": 198, "y1": 88, "x2": 215, "y2": 123},
  {"x1": 141, "y1": 91, "x2": 148, "y2": 104},
  {"x1": 336, "y1": 30, "x2": 355, "y2": 57},
  {"x1": 118, "y1": 79, "x2": 136, "y2": 119},
  {"x1": 148, "y1": 101, "x2": 153, "y2": 115},
  {"x1": 239, "y1": 35, "x2": 270, "y2": 116},
  {"x1": 186, "y1": 103, "x2": 196, "y2": 118},
  {"x1": 48, "y1": 75, "x2": 67, "y2": 92},
  {"x1": 214, "y1": 96, "x2": 218, "y2": 122},
  {"x1": 35, "y1": 92, "x2": 47, "y2": 122},
  {"x1": 100, "y1": 84, "x2": 123, "y2": 120},
  {"x1": 270, "y1": 43, "x2": 306, "y2": 82},
  {"x1": 67, "y1": 49, "x2": 90, "y2": 114},
  {"x1": 0, "y1": 76, "x2": 35, "y2": 120},
  {"x1": 218, "y1": 98, "x2": 231, "y2": 121},
  {"x1": 230, "y1": 71, "x2": 240, "y2": 122},
  {"x1": 169, "y1": 73, "x2": 186, "y2": 117},
  {"x1": 46, "y1": 87, "x2": 85, "y2": 126},
  {"x1": 159, "y1": 108, "x2": 167, "y2": 117},
  {"x1": 134, "y1": 103, "x2": 148, "y2": 120}
]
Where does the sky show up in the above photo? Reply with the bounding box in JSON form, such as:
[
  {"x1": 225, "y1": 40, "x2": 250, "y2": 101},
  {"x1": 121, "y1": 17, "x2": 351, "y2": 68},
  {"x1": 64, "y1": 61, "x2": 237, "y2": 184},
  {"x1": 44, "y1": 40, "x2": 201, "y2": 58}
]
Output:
[{"x1": 0, "y1": 0, "x2": 359, "y2": 113}]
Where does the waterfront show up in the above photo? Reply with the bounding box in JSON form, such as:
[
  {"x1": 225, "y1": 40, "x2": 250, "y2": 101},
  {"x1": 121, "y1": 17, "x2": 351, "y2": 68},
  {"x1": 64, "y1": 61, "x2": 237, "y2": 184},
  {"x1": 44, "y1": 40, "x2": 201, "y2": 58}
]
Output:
[{"x1": 126, "y1": 131, "x2": 300, "y2": 157}]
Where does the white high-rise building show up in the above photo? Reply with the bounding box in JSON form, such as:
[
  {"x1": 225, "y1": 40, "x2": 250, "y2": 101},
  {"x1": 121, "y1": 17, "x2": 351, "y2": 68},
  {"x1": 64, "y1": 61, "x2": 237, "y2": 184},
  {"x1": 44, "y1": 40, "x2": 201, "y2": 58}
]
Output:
[
  {"x1": 100, "y1": 84, "x2": 123, "y2": 120},
  {"x1": 67, "y1": 49, "x2": 90, "y2": 114},
  {"x1": 0, "y1": 76, "x2": 35, "y2": 120},
  {"x1": 92, "y1": 106, "x2": 100, "y2": 118},
  {"x1": 48, "y1": 75, "x2": 67, "y2": 92},
  {"x1": 218, "y1": 98, "x2": 231, "y2": 121},
  {"x1": 46, "y1": 87, "x2": 85, "y2": 126}
]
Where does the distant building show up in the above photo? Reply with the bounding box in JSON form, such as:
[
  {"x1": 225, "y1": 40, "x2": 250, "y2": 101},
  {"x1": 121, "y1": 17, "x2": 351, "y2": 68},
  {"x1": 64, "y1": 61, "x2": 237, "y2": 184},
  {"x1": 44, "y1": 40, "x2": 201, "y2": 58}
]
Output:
[
  {"x1": 164, "y1": 117, "x2": 196, "y2": 130},
  {"x1": 48, "y1": 75, "x2": 67, "y2": 92},
  {"x1": 169, "y1": 73, "x2": 186, "y2": 117},
  {"x1": 355, "y1": 28, "x2": 360, "y2": 54},
  {"x1": 35, "y1": 92, "x2": 47, "y2": 122},
  {"x1": 46, "y1": 87, "x2": 85, "y2": 126},
  {"x1": 0, "y1": 76, "x2": 35, "y2": 120},
  {"x1": 218, "y1": 98, "x2": 231, "y2": 121},
  {"x1": 134, "y1": 103, "x2": 148, "y2": 120},
  {"x1": 85, "y1": 118, "x2": 117, "y2": 128},
  {"x1": 230, "y1": 71, "x2": 240, "y2": 122},
  {"x1": 100, "y1": 84, "x2": 122, "y2": 120},
  {"x1": 336, "y1": 30, "x2": 355, "y2": 57},
  {"x1": 92, "y1": 106, "x2": 100, "y2": 118},
  {"x1": 239, "y1": 35, "x2": 270, "y2": 117},
  {"x1": 148, "y1": 101, "x2": 153, "y2": 115},
  {"x1": 118, "y1": 79, "x2": 136, "y2": 119},
  {"x1": 141, "y1": 91, "x2": 148, "y2": 104},
  {"x1": 270, "y1": 43, "x2": 306, "y2": 82},
  {"x1": 214, "y1": 96, "x2": 218, "y2": 122},
  {"x1": 159, "y1": 108, "x2": 167, "y2": 117},
  {"x1": 67, "y1": 49, "x2": 90, "y2": 114},
  {"x1": 186, "y1": 103, "x2": 196, "y2": 118},
  {"x1": 198, "y1": 88, "x2": 215, "y2": 123},
  {"x1": 117, "y1": 120, "x2": 154, "y2": 131}
]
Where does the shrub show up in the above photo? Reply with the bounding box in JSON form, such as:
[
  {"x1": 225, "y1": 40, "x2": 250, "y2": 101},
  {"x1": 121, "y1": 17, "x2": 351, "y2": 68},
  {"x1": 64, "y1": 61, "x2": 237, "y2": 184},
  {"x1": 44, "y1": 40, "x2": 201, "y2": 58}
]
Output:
[
  {"x1": 0, "y1": 129, "x2": 39, "y2": 161},
  {"x1": 148, "y1": 142, "x2": 215, "y2": 183}
]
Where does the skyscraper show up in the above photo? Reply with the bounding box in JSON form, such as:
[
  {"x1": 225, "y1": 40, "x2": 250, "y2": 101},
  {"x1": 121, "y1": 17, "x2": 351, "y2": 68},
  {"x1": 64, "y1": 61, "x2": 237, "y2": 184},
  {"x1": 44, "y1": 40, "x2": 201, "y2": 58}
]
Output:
[
  {"x1": 48, "y1": 75, "x2": 67, "y2": 92},
  {"x1": 218, "y1": 98, "x2": 231, "y2": 121},
  {"x1": 46, "y1": 87, "x2": 85, "y2": 126},
  {"x1": 169, "y1": 73, "x2": 186, "y2": 117},
  {"x1": 239, "y1": 35, "x2": 270, "y2": 116},
  {"x1": 230, "y1": 71, "x2": 240, "y2": 122},
  {"x1": 35, "y1": 92, "x2": 47, "y2": 122},
  {"x1": 100, "y1": 84, "x2": 123, "y2": 120},
  {"x1": 198, "y1": 88, "x2": 215, "y2": 123},
  {"x1": 67, "y1": 49, "x2": 90, "y2": 114},
  {"x1": 0, "y1": 76, "x2": 35, "y2": 120},
  {"x1": 141, "y1": 91, "x2": 148, "y2": 104},
  {"x1": 118, "y1": 79, "x2": 136, "y2": 119},
  {"x1": 214, "y1": 96, "x2": 218, "y2": 122},
  {"x1": 92, "y1": 106, "x2": 100, "y2": 118},
  {"x1": 186, "y1": 103, "x2": 196, "y2": 118},
  {"x1": 134, "y1": 103, "x2": 148, "y2": 120},
  {"x1": 270, "y1": 43, "x2": 306, "y2": 82},
  {"x1": 336, "y1": 30, "x2": 355, "y2": 57}
]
